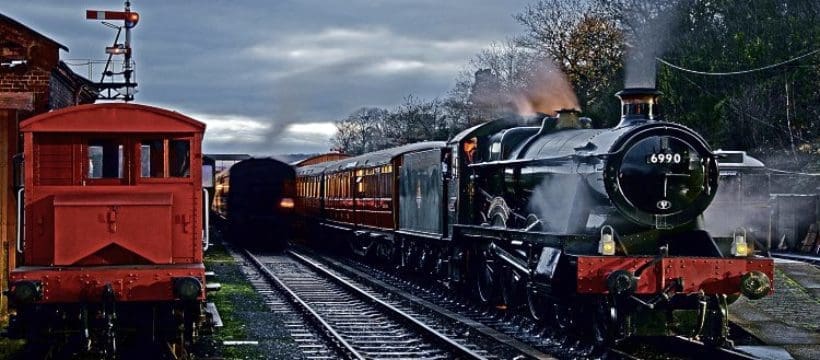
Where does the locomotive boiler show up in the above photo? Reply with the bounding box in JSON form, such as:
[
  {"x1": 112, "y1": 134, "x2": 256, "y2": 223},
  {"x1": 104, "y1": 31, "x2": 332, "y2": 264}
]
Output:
[{"x1": 295, "y1": 88, "x2": 774, "y2": 345}]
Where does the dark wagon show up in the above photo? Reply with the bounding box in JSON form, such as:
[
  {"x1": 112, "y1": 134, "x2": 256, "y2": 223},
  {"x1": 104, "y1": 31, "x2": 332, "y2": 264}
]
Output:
[{"x1": 212, "y1": 158, "x2": 295, "y2": 250}]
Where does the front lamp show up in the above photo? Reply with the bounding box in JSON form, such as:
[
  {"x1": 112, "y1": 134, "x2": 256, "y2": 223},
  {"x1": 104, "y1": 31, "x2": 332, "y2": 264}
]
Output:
[
  {"x1": 731, "y1": 228, "x2": 749, "y2": 257},
  {"x1": 598, "y1": 225, "x2": 616, "y2": 255},
  {"x1": 279, "y1": 197, "x2": 295, "y2": 209}
]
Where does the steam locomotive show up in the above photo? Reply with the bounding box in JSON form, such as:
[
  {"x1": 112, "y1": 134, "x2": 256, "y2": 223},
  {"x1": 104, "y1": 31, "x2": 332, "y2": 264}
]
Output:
[
  {"x1": 296, "y1": 88, "x2": 774, "y2": 345},
  {"x1": 3, "y1": 104, "x2": 218, "y2": 358}
]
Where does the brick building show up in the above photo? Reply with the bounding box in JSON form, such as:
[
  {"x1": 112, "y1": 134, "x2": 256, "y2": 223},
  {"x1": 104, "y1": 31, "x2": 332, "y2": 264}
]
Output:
[{"x1": 0, "y1": 13, "x2": 98, "y2": 319}]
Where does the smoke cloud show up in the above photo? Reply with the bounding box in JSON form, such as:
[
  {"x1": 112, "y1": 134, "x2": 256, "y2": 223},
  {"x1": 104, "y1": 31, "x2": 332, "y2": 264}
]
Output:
[{"x1": 623, "y1": 2, "x2": 682, "y2": 88}]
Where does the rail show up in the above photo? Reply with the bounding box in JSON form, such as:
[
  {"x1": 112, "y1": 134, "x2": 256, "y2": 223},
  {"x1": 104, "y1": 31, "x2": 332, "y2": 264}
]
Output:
[
  {"x1": 305, "y1": 249, "x2": 557, "y2": 359},
  {"x1": 243, "y1": 249, "x2": 488, "y2": 360},
  {"x1": 242, "y1": 249, "x2": 364, "y2": 359},
  {"x1": 286, "y1": 250, "x2": 488, "y2": 359},
  {"x1": 297, "y1": 247, "x2": 767, "y2": 360}
]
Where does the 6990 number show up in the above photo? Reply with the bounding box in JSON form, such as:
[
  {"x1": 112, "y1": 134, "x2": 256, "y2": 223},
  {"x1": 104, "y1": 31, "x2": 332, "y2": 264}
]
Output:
[{"x1": 648, "y1": 153, "x2": 682, "y2": 164}]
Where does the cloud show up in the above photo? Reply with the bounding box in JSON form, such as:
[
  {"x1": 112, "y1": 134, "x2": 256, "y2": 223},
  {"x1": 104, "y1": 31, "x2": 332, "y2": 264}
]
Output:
[
  {"x1": 3, "y1": 0, "x2": 532, "y2": 155},
  {"x1": 245, "y1": 26, "x2": 483, "y2": 80},
  {"x1": 184, "y1": 110, "x2": 335, "y2": 155},
  {"x1": 287, "y1": 122, "x2": 337, "y2": 137}
]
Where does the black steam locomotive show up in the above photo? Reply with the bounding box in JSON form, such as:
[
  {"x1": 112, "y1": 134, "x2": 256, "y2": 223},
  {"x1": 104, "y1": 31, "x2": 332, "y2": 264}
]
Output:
[{"x1": 295, "y1": 88, "x2": 774, "y2": 345}]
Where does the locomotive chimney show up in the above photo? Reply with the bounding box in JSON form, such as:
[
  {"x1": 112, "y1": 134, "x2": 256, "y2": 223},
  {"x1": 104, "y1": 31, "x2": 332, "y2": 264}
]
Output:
[
  {"x1": 555, "y1": 108, "x2": 582, "y2": 129},
  {"x1": 615, "y1": 88, "x2": 662, "y2": 126}
]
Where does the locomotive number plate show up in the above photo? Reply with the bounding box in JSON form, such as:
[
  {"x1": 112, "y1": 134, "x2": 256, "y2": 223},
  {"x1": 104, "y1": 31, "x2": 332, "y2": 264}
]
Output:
[{"x1": 647, "y1": 153, "x2": 683, "y2": 164}]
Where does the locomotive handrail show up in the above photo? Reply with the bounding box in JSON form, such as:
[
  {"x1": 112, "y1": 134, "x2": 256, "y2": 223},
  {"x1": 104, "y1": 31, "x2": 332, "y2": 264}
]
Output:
[
  {"x1": 465, "y1": 152, "x2": 611, "y2": 169},
  {"x1": 202, "y1": 188, "x2": 210, "y2": 251},
  {"x1": 16, "y1": 188, "x2": 24, "y2": 254}
]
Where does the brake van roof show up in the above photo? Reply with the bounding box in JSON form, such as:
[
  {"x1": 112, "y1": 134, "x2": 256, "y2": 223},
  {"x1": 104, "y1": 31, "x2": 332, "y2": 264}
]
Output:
[{"x1": 20, "y1": 103, "x2": 205, "y2": 134}]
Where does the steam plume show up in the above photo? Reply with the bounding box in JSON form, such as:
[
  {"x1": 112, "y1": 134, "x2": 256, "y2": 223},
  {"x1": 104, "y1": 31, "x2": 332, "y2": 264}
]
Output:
[
  {"x1": 513, "y1": 61, "x2": 579, "y2": 115},
  {"x1": 623, "y1": 2, "x2": 681, "y2": 88}
]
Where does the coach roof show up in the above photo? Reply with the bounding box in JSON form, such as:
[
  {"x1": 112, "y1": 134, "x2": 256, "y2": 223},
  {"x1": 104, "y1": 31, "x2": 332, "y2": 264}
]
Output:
[{"x1": 323, "y1": 141, "x2": 446, "y2": 173}]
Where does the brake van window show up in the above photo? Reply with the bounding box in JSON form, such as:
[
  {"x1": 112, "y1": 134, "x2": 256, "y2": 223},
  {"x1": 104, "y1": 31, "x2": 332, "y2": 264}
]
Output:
[
  {"x1": 170, "y1": 140, "x2": 190, "y2": 177},
  {"x1": 88, "y1": 140, "x2": 124, "y2": 179},
  {"x1": 141, "y1": 140, "x2": 164, "y2": 177},
  {"x1": 140, "y1": 139, "x2": 191, "y2": 178}
]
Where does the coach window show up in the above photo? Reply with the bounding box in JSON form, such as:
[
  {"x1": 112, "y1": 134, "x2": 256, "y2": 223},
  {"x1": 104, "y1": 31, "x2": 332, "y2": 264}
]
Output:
[
  {"x1": 356, "y1": 169, "x2": 365, "y2": 194},
  {"x1": 382, "y1": 165, "x2": 393, "y2": 197},
  {"x1": 88, "y1": 139, "x2": 124, "y2": 179}
]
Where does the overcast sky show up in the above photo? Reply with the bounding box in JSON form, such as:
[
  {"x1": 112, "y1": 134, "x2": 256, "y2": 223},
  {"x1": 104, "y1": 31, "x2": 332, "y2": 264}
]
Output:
[{"x1": 4, "y1": 0, "x2": 532, "y2": 155}]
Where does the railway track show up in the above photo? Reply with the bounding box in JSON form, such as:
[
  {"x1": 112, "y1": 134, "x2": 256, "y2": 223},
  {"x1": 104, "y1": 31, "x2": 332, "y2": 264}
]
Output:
[
  {"x1": 298, "y1": 248, "x2": 767, "y2": 360},
  {"x1": 238, "y1": 248, "x2": 542, "y2": 359}
]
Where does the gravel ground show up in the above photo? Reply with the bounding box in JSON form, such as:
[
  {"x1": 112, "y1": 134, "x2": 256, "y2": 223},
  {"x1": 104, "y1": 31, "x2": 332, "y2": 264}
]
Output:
[
  {"x1": 730, "y1": 265, "x2": 820, "y2": 360},
  {"x1": 196, "y1": 238, "x2": 305, "y2": 360}
]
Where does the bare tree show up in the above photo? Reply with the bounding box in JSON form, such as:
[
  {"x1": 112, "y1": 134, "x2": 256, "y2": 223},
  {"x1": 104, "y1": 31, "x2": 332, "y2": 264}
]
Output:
[
  {"x1": 331, "y1": 107, "x2": 389, "y2": 155},
  {"x1": 385, "y1": 95, "x2": 449, "y2": 145},
  {"x1": 515, "y1": 1, "x2": 624, "y2": 120}
]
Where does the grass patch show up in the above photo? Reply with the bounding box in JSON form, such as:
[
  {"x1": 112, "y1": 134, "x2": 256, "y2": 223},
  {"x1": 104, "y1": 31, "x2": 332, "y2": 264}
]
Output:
[
  {"x1": 202, "y1": 241, "x2": 267, "y2": 359},
  {"x1": 0, "y1": 338, "x2": 25, "y2": 360},
  {"x1": 0, "y1": 314, "x2": 23, "y2": 359}
]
